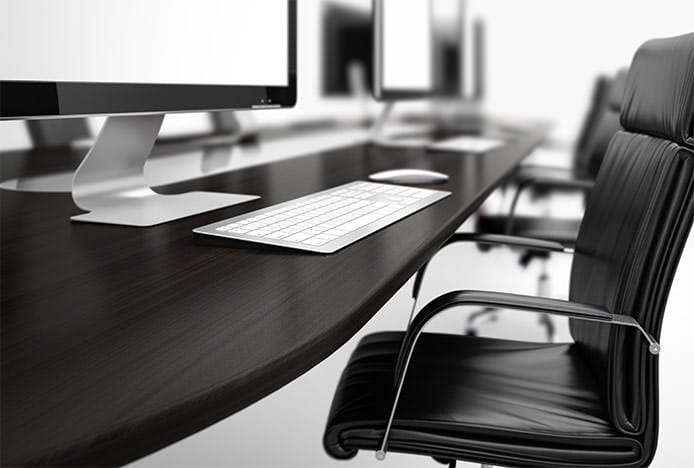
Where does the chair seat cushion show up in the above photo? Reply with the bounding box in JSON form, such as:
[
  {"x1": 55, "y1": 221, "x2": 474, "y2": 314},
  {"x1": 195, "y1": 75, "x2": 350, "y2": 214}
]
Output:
[
  {"x1": 324, "y1": 332, "x2": 642, "y2": 467},
  {"x1": 477, "y1": 215, "x2": 581, "y2": 245}
]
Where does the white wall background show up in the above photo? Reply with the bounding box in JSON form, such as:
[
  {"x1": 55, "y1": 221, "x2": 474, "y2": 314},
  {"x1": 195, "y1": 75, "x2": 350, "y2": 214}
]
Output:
[
  {"x1": 470, "y1": 0, "x2": 694, "y2": 139},
  {"x1": 3, "y1": 0, "x2": 693, "y2": 150}
]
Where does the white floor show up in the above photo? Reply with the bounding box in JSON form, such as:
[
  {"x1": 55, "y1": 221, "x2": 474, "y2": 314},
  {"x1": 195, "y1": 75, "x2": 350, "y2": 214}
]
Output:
[{"x1": 131, "y1": 188, "x2": 694, "y2": 468}]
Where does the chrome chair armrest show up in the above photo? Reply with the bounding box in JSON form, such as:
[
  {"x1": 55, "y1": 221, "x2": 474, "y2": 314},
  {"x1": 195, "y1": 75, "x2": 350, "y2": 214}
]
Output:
[
  {"x1": 445, "y1": 232, "x2": 572, "y2": 253},
  {"x1": 411, "y1": 233, "x2": 573, "y2": 301},
  {"x1": 505, "y1": 176, "x2": 593, "y2": 233},
  {"x1": 376, "y1": 290, "x2": 660, "y2": 461},
  {"x1": 528, "y1": 177, "x2": 594, "y2": 191}
]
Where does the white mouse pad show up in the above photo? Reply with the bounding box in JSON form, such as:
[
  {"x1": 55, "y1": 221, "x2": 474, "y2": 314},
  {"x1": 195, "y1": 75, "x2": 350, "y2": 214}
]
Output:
[{"x1": 430, "y1": 136, "x2": 506, "y2": 153}]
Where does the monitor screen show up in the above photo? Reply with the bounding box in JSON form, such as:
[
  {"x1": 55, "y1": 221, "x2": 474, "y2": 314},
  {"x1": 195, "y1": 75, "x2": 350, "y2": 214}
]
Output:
[
  {"x1": 0, "y1": 0, "x2": 288, "y2": 87},
  {"x1": 374, "y1": 0, "x2": 466, "y2": 101},
  {"x1": 379, "y1": 0, "x2": 433, "y2": 96}
]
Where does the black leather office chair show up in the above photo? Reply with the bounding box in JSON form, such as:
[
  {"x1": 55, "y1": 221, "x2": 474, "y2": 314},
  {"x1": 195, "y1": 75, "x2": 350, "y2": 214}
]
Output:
[{"x1": 324, "y1": 33, "x2": 694, "y2": 467}]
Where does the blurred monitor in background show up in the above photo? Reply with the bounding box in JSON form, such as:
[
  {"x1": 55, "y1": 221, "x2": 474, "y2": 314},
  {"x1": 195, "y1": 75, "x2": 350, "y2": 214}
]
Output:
[
  {"x1": 374, "y1": 0, "x2": 484, "y2": 103},
  {"x1": 371, "y1": 0, "x2": 483, "y2": 145},
  {"x1": 25, "y1": 118, "x2": 92, "y2": 148},
  {"x1": 374, "y1": 0, "x2": 434, "y2": 100},
  {"x1": 432, "y1": 0, "x2": 464, "y2": 98},
  {"x1": 321, "y1": 1, "x2": 373, "y2": 98}
]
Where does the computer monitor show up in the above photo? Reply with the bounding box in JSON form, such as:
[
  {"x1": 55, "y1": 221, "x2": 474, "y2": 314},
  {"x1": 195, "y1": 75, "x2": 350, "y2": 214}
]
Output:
[
  {"x1": 432, "y1": 0, "x2": 465, "y2": 98},
  {"x1": 321, "y1": 2, "x2": 373, "y2": 98},
  {"x1": 371, "y1": 0, "x2": 489, "y2": 142},
  {"x1": 374, "y1": 0, "x2": 435, "y2": 101},
  {"x1": 370, "y1": 0, "x2": 466, "y2": 145},
  {"x1": 0, "y1": 0, "x2": 297, "y2": 226}
]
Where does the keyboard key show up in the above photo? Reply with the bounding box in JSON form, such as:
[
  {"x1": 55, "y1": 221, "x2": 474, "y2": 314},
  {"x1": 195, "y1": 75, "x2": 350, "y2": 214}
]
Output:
[
  {"x1": 248, "y1": 230, "x2": 271, "y2": 237},
  {"x1": 302, "y1": 238, "x2": 327, "y2": 246},
  {"x1": 326, "y1": 229, "x2": 348, "y2": 237},
  {"x1": 285, "y1": 233, "x2": 312, "y2": 242},
  {"x1": 266, "y1": 231, "x2": 291, "y2": 239},
  {"x1": 338, "y1": 213, "x2": 382, "y2": 231}
]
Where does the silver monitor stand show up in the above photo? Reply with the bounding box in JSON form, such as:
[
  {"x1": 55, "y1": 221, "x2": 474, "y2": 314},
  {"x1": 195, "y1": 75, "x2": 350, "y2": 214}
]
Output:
[
  {"x1": 71, "y1": 113, "x2": 258, "y2": 227},
  {"x1": 368, "y1": 102, "x2": 436, "y2": 148}
]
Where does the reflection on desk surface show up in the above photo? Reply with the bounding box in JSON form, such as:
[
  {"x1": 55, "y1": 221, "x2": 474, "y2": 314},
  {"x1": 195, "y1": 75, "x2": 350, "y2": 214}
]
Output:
[
  {"x1": 0, "y1": 126, "x2": 371, "y2": 193},
  {"x1": 0, "y1": 115, "x2": 541, "y2": 195}
]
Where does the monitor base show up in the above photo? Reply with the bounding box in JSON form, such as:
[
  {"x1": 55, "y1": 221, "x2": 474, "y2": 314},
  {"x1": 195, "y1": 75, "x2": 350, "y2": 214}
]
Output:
[
  {"x1": 71, "y1": 191, "x2": 258, "y2": 227},
  {"x1": 71, "y1": 113, "x2": 258, "y2": 227}
]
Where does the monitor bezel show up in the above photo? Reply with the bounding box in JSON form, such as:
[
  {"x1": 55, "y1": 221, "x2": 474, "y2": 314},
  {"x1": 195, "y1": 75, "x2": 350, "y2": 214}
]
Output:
[{"x1": 0, "y1": 0, "x2": 297, "y2": 120}]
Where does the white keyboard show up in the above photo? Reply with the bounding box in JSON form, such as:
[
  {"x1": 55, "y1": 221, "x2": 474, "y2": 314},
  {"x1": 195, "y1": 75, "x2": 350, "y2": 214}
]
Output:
[{"x1": 194, "y1": 181, "x2": 450, "y2": 253}]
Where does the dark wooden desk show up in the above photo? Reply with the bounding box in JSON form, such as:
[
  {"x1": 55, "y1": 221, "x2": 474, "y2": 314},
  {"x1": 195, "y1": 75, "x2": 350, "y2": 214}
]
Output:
[{"x1": 1, "y1": 123, "x2": 548, "y2": 466}]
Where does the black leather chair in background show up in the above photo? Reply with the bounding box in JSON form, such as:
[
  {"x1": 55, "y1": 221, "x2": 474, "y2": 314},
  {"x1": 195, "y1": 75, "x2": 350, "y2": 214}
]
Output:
[
  {"x1": 483, "y1": 67, "x2": 627, "y2": 238},
  {"x1": 324, "y1": 33, "x2": 694, "y2": 468},
  {"x1": 413, "y1": 69, "x2": 629, "y2": 341}
]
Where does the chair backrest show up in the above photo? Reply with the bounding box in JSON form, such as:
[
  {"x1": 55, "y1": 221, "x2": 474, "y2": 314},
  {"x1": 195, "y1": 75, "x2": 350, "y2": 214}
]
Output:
[
  {"x1": 573, "y1": 69, "x2": 628, "y2": 179},
  {"x1": 569, "y1": 33, "x2": 694, "y2": 463},
  {"x1": 573, "y1": 75, "x2": 612, "y2": 165}
]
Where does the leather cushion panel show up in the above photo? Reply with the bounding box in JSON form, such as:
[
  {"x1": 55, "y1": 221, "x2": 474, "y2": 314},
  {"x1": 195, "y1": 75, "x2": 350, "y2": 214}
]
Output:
[
  {"x1": 324, "y1": 332, "x2": 642, "y2": 466},
  {"x1": 476, "y1": 215, "x2": 581, "y2": 245},
  {"x1": 569, "y1": 132, "x2": 693, "y2": 444},
  {"x1": 621, "y1": 33, "x2": 694, "y2": 147}
]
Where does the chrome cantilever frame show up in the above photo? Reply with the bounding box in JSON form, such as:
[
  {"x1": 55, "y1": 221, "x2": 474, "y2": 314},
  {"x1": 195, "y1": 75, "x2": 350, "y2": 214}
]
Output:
[{"x1": 376, "y1": 291, "x2": 660, "y2": 462}]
